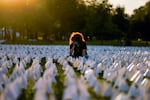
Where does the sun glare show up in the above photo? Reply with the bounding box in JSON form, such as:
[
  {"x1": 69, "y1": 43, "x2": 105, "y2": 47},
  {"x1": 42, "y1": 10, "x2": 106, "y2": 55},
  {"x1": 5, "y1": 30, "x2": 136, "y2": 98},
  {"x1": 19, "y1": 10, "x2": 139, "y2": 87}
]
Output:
[
  {"x1": 0, "y1": 0, "x2": 26, "y2": 6},
  {"x1": 0, "y1": 0, "x2": 37, "y2": 7},
  {"x1": 2, "y1": 0, "x2": 25, "y2": 3}
]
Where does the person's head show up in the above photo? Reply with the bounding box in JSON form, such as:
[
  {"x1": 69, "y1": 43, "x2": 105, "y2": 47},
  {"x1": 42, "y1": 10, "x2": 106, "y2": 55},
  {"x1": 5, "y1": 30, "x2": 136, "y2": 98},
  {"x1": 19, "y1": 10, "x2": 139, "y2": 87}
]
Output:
[
  {"x1": 71, "y1": 34, "x2": 82, "y2": 42},
  {"x1": 69, "y1": 32, "x2": 85, "y2": 45}
]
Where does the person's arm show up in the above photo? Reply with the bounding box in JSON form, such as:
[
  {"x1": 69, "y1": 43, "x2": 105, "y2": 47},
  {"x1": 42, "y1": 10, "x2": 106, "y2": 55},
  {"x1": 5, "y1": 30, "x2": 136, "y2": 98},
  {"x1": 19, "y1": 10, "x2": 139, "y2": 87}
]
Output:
[
  {"x1": 82, "y1": 42, "x2": 87, "y2": 56},
  {"x1": 69, "y1": 43, "x2": 76, "y2": 56},
  {"x1": 69, "y1": 45, "x2": 75, "y2": 56},
  {"x1": 69, "y1": 42, "x2": 79, "y2": 56},
  {"x1": 82, "y1": 49, "x2": 87, "y2": 56}
]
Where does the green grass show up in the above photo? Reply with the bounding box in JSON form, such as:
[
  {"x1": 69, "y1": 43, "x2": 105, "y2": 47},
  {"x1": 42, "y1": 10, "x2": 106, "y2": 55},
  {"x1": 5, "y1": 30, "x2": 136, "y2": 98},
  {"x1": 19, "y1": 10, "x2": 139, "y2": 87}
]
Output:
[
  {"x1": 126, "y1": 79, "x2": 133, "y2": 87},
  {"x1": 131, "y1": 40, "x2": 150, "y2": 46},
  {"x1": 87, "y1": 40, "x2": 150, "y2": 46},
  {"x1": 6, "y1": 63, "x2": 15, "y2": 78},
  {"x1": 18, "y1": 79, "x2": 35, "y2": 100},
  {"x1": 88, "y1": 87, "x2": 110, "y2": 100},
  {"x1": 18, "y1": 57, "x2": 66, "y2": 100},
  {"x1": 17, "y1": 59, "x2": 35, "y2": 100},
  {"x1": 40, "y1": 57, "x2": 46, "y2": 76},
  {"x1": 87, "y1": 40, "x2": 122, "y2": 46},
  {"x1": 2, "y1": 40, "x2": 150, "y2": 46},
  {"x1": 52, "y1": 61, "x2": 65, "y2": 100},
  {"x1": 25, "y1": 60, "x2": 33, "y2": 70},
  {"x1": 3, "y1": 44, "x2": 149, "y2": 100},
  {"x1": 2, "y1": 40, "x2": 68, "y2": 45},
  {"x1": 67, "y1": 60, "x2": 111, "y2": 100}
]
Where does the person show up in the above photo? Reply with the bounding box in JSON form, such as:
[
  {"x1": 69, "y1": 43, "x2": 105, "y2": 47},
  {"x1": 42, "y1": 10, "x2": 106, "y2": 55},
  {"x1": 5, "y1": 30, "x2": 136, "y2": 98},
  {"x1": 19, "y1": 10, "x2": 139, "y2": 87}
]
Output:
[{"x1": 69, "y1": 32, "x2": 88, "y2": 58}]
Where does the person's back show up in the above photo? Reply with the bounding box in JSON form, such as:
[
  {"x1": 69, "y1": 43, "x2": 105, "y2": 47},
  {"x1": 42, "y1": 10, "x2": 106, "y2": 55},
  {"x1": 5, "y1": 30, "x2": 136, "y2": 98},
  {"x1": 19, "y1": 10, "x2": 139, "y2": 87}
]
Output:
[
  {"x1": 70, "y1": 41, "x2": 87, "y2": 58},
  {"x1": 69, "y1": 33, "x2": 88, "y2": 58}
]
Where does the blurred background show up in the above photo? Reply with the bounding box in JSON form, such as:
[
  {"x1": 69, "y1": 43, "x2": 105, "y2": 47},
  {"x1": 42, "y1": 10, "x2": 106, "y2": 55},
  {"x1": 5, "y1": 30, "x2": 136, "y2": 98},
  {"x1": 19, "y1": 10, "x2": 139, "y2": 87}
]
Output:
[{"x1": 0, "y1": 0, "x2": 149, "y2": 45}]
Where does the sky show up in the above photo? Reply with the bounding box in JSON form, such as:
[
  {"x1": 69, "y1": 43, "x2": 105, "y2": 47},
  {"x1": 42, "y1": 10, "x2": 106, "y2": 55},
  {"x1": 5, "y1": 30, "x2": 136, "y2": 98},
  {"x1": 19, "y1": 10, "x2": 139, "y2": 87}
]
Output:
[{"x1": 108, "y1": 0, "x2": 149, "y2": 15}]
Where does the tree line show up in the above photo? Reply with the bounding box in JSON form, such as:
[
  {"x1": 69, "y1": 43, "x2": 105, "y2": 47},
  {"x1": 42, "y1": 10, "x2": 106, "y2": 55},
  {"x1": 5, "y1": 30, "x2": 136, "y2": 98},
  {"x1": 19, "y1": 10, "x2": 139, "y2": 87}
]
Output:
[{"x1": 0, "y1": 0, "x2": 149, "y2": 42}]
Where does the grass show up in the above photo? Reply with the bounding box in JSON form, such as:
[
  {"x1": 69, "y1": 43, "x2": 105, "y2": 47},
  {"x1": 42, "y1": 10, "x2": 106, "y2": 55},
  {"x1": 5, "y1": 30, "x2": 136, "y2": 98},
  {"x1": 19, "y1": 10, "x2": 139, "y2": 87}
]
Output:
[
  {"x1": 6, "y1": 63, "x2": 15, "y2": 78},
  {"x1": 3, "y1": 58, "x2": 130, "y2": 100},
  {"x1": 40, "y1": 57, "x2": 46, "y2": 76},
  {"x1": 52, "y1": 61, "x2": 65, "y2": 100},
  {"x1": 2, "y1": 40, "x2": 150, "y2": 46},
  {"x1": 126, "y1": 79, "x2": 133, "y2": 87},
  {"x1": 67, "y1": 60, "x2": 111, "y2": 100},
  {"x1": 87, "y1": 40, "x2": 150, "y2": 46},
  {"x1": 2, "y1": 40, "x2": 68, "y2": 45},
  {"x1": 17, "y1": 57, "x2": 109, "y2": 100},
  {"x1": 131, "y1": 40, "x2": 150, "y2": 46},
  {"x1": 17, "y1": 59, "x2": 35, "y2": 100},
  {"x1": 25, "y1": 60, "x2": 33, "y2": 70},
  {"x1": 87, "y1": 40, "x2": 122, "y2": 46},
  {"x1": 18, "y1": 57, "x2": 66, "y2": 100},
  {"x1": 88, "y1": 87, "x2": 110, "y2": 100},
  {"x1": 18, "y1": 57, "x2": 48, "y2": 100},
  {"x1": 18, "y1": 79, "x2": 35, "y2": 100}
]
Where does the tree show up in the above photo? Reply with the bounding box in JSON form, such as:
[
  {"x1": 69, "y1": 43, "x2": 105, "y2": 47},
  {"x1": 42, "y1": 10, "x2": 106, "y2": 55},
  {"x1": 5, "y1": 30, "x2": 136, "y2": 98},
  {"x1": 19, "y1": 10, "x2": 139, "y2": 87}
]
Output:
[
  {"x1": 131, "y1": 1, "x2": 150, "y2": 43},
  {"x1": 112, "y1": 7, "x2": 130, "y2": 40},
  {"x1": 83, "y1": 1, "x2": 114, "y2": 40}
]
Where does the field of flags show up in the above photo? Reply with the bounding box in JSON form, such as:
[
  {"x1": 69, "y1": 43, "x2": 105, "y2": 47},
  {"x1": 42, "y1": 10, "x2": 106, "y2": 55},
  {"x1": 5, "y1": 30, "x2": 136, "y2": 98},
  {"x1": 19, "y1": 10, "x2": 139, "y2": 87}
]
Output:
[{"x1": 0, "y1": 45, "x2": 150, "y2": 100}]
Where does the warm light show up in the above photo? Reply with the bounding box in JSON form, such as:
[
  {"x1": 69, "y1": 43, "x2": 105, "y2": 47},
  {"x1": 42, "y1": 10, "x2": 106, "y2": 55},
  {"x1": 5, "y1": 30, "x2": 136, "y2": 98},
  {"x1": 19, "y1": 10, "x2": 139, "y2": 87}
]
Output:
[
  {"x1": 1, "y1": 0, "x2": 25, "y2": 3},
  {"x1": 0, "y1": 0, "x2": 37, "y2": 7},
  {"x1": 0, "y1": 0, "x2": 27, "y2": 6},
  {"x1": 69, "y1": 32, "x2": 85, "y2": 45}
]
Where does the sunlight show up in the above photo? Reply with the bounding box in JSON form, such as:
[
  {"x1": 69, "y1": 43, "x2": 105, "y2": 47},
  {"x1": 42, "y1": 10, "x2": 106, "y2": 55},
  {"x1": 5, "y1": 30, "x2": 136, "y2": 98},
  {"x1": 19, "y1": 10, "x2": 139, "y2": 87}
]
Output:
[
  {"x1": 1, "y1": 0, "x2": 25, "y2": 3},
  {"x1": 0, "y1": 0, "x2": 26, "y2": 6},
  {"x1": 0, "y1": 0, "x2": 37, "y2": 7}
]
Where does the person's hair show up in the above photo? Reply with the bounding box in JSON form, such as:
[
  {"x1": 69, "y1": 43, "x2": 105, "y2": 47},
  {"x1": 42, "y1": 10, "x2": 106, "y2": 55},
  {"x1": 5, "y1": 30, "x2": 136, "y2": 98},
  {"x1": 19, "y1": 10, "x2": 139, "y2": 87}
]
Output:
[{"x1": 71, "y1": 34, "x2": 82, "y2": 42}]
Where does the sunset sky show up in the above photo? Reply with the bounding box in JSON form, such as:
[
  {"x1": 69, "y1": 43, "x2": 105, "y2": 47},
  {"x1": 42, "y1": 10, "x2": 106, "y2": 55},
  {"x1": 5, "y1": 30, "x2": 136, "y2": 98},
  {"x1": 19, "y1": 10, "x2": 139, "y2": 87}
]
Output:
[{"x1": 108, "y1": 0, "x2": 149, "y2": 15}]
